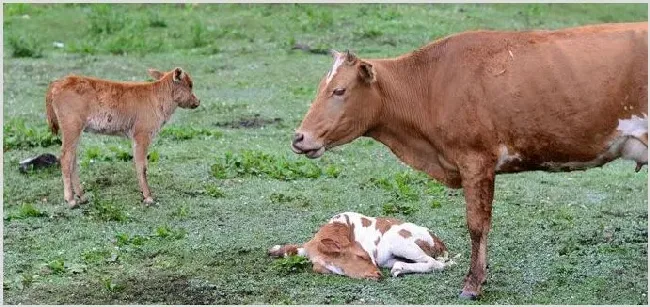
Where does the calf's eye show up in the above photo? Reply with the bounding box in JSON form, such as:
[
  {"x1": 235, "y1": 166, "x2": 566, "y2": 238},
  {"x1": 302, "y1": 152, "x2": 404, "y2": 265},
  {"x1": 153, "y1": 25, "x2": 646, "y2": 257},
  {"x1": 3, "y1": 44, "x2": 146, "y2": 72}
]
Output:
[{"x1": 333, "y1": 88, "x2": 346, "y2": 96}]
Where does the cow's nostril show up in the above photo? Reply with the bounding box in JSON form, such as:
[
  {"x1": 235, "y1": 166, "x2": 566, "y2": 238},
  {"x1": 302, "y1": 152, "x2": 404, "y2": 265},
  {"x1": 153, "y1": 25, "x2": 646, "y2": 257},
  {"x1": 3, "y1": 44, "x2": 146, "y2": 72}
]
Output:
[{"x1": 293, "y1": 133, "x2": 304, "y2": 144}]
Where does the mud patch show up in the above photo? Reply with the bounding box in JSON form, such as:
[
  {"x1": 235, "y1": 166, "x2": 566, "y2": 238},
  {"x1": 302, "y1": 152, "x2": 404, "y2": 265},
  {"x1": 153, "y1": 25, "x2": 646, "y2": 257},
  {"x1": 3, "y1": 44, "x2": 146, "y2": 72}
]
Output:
[{"x1": 215, "y1": 114, "x2": 282, "y2": 129}]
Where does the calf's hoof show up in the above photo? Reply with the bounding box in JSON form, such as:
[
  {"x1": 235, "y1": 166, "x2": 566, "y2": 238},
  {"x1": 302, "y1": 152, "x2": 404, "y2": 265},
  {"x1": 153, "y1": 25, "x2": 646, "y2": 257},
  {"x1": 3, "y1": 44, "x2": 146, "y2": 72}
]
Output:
[
  {"x1": 458, "y1": 290, "x2": 479, "y2": 300},
  {"x1": 78, "y1": 195, "x2": 89, "y2": 204},
  {"x1": 143, "y1": 197, "x2": 155, "y2": 205},
  {"x1": 390, "y1": 262, "x2": 405, "y2": 277}
]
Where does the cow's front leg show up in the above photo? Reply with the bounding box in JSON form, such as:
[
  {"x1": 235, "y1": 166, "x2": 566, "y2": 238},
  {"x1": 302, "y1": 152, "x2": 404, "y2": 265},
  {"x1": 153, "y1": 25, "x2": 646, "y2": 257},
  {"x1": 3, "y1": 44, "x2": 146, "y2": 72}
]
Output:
[
  {"x1": 132, "y1": 133, "x2": 154, "y2": 205},
  {"x1": 458, "y1": 157, "x2": 495, "y2": 300}
]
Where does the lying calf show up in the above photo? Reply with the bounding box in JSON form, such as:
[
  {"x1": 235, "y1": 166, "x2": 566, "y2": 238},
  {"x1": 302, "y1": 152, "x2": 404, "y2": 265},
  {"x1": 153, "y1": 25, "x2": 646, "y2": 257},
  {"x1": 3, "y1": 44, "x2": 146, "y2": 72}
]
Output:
[
  {"x1": 45, "y1": 67, "x2": 200, "y2": 207},
  {"x1": 269, "y1": 212, "x2": 453, "y2": 279}
]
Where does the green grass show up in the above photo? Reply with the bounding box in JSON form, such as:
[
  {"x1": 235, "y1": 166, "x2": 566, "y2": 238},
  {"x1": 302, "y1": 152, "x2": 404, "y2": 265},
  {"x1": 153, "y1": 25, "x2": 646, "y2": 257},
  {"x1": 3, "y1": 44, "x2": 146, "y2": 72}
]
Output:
[{"x1": 3, "y1": 3, "x2": 647, "y2": 305}]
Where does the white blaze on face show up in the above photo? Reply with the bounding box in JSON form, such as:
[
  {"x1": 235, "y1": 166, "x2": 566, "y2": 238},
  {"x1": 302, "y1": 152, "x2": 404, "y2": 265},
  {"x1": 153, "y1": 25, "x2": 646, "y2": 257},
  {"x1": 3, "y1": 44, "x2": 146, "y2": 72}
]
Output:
[{"x1": 326, "y1": 54, "x2": 346, "y2": 85}]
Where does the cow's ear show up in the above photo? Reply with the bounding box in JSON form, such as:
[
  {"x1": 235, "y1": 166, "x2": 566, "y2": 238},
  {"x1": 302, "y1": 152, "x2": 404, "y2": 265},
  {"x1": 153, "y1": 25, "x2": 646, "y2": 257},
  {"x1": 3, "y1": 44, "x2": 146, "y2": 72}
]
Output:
[
  {"x1": 318, "y1": 238, "x2": 341, "y2": 255},
  {"x1": 344, "y1": 49, "x2": 358, "y2": 65},
  {"x1": 148, "y1": 69, "x2": 164, "y2": 80},
  {"x1": 173, "y1": 67, "x2": 184, "y2": 82},
  {"x1": 359, "y1": 61, "x2": 376, "y2": 83}
]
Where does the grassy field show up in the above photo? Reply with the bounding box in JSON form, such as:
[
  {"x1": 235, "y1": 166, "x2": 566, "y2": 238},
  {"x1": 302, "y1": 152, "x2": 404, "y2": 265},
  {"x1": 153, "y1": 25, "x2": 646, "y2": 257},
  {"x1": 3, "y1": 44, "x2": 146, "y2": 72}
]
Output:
[{"x1": 2, "y1": 3, "x2": 648, "y2": 305}]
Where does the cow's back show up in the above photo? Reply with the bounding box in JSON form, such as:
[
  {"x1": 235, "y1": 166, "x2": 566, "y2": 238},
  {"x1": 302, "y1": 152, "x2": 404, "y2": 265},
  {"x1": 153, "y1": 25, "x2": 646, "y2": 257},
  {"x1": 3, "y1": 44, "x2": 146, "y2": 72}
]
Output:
[{"x1": 433, "y1": 22, "x2": 647, "y2": 171}]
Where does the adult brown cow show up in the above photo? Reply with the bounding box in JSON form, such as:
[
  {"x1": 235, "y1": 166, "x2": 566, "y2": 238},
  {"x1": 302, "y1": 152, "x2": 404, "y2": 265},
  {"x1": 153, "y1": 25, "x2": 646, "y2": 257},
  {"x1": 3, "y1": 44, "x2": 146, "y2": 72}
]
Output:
[{"x1": 291, "y1": 22, "x2": 648, "y2": 299}]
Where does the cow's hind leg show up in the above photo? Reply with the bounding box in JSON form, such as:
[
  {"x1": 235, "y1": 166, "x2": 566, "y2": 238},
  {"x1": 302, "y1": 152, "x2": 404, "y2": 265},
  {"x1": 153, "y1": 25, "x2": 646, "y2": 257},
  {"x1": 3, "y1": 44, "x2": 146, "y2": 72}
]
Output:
[
  {"x1": 458, "y1": 156, "x2": 496, "y2": 300},
  {"x1": 389, "y1": 241, "x2": 447, "y2": 277},
  {"x1": 71, "y1": 150, "x2": 86, "y2": 204},
  {"x1": 59, "y1": 120, "x2": 83, "y2": 208}
]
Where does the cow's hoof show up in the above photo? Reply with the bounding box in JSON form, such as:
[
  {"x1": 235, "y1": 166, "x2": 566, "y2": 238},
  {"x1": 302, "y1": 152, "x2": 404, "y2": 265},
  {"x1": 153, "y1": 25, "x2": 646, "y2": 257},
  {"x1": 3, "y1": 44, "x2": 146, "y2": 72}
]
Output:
[
  {"x1": 67, "y1": 199, "x2": 78, "y2": 209},
  {"x1": 143, "y1": 197, "x2": 155, "y2": 205},
  {"x1": 458, "y1": 290, "x2": 479, "y2": 300}
]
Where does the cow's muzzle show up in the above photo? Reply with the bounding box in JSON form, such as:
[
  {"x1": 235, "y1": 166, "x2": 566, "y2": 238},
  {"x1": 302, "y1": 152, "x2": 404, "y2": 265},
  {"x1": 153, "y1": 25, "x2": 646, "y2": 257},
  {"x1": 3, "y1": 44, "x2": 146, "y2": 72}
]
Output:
[{"x1": 291, "y1": 132, "x2": 325, "y2": 159}]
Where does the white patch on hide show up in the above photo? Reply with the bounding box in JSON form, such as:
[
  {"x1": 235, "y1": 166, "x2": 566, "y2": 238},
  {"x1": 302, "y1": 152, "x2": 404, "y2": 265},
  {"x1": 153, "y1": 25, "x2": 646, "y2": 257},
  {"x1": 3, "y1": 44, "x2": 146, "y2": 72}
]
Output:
[{"x1": 617, "y1": 114, "x2": 648, "y2": 139}]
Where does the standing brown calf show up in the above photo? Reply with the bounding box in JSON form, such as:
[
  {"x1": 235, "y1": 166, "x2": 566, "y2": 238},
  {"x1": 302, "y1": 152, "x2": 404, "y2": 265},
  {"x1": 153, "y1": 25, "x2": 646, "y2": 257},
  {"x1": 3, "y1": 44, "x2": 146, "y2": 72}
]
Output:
[{"x1": 45, "y1": 67, "x2": 200, "y2": 207}]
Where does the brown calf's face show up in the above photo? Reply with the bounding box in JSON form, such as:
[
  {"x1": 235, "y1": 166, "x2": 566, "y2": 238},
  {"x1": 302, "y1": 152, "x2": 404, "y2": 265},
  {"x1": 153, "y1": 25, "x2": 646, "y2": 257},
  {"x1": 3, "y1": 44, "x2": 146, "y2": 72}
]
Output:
[
  {"x1": 292, "y1": 50, "x2": 382, "y2": 159},
  {"x1": 148, "y1": 67, "x2": 201, "y2": 109},
  {"x1": 309, "y1": 223, "x2": 381, "y2": 280}
]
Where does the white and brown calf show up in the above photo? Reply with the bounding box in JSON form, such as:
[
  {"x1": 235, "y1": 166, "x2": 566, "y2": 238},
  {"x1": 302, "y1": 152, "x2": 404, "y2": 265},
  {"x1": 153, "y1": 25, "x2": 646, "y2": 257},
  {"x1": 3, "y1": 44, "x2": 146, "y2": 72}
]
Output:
[
  {"x1": 269, "y1": 212, "x2": 453, "y2": 279},
  {"x1": 45, "y1": 67, "x2": 200, "y2": 207}
]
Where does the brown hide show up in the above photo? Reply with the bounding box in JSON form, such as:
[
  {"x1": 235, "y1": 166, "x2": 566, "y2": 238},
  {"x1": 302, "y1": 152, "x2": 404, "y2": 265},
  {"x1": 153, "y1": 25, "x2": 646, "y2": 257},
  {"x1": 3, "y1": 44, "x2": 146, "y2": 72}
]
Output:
[
  {"x1": 46, "y1": 68, "x2": 200, "y2": 206},
  {"x1": 293, "y1": 22, "x2": 648, "y2": 299},
  {"x1": 365, "y1": 22, "x2": 648, "y2": 186}
]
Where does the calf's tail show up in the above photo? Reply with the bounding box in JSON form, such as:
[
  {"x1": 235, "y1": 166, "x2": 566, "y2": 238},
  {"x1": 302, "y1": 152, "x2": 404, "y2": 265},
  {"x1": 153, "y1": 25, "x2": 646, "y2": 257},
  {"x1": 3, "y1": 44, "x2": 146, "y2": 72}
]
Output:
[
  {"x1": 268, "y1": 244, "x2": 305, "y2": 258},
  {"x1": 45, "y1": 82, "x2": 60, "y2": 135}
]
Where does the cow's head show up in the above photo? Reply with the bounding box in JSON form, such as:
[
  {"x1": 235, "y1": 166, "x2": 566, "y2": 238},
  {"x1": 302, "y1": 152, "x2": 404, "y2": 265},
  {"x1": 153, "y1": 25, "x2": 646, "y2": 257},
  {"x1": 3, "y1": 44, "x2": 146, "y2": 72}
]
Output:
[
  {"x1": 305, "y1": 222, "x2": 381, "y2": 280},
  {"x1": 148, "y1": 67, "x2": 201, "y2": 109},
  {"x1": 292, "y1": 50, "x2": 381, "y2": 159}
]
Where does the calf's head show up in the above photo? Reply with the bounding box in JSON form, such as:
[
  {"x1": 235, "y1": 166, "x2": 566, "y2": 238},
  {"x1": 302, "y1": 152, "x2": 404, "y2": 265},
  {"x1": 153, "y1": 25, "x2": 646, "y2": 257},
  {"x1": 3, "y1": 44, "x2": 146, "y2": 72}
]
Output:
[
  {"x1": 148, "y1": 67, "x2": 200, "y2": 109},
  {"x1": 306, "y1": 222, "x2": 381, "y2": 280},
  {"x1": 292, "y1": 50, "x2": 382, "y2": 159}
]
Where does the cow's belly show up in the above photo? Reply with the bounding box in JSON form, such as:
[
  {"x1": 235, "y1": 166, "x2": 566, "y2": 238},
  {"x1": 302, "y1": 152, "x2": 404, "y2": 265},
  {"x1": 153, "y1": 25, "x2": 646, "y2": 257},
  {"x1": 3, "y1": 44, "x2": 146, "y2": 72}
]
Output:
[
  {"x1": 496, "y1": 115, "x2": 648, "y2": 173},
  {"x1": 84, "y1": 112, "x2": 131, "y2": 137}
]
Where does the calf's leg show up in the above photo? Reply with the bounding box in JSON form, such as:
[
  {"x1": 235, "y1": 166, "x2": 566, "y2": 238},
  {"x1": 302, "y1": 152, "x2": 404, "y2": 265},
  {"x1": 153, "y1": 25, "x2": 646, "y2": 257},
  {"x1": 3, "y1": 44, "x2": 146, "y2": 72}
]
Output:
[
  {"x1": 459, "y1": 157, "x2": 495, "y2": 300},
  {"x1": 389, "y1": 242, "x2": 446, "y2": 277},
  {"x1": 71, "y1": 152, "x2": 86, "y2": 203},
  {"x1": 60, "y1": 121, "x2": 83, "y2": 207},
  {"x1": 132, "y1": 133, "x2": 153, "y2": 204}
]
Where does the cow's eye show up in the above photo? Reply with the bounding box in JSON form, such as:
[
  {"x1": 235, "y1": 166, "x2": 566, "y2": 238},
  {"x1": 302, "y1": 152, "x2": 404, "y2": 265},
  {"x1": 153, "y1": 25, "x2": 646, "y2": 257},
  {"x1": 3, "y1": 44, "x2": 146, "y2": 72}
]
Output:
[{"x1": 333, "y1": 88, "x2": 346, "y2": 96}]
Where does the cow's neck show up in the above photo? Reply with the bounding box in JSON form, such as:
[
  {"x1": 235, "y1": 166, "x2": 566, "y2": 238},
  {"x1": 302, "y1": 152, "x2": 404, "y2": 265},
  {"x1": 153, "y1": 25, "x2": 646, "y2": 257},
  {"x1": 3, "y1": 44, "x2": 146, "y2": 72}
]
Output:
[
  {"x1": 152, "y1": 82, "x2": 179, "y2": 124},
  {"x1": 365, "y1": 53, "x2": 462, "y2": 188}
]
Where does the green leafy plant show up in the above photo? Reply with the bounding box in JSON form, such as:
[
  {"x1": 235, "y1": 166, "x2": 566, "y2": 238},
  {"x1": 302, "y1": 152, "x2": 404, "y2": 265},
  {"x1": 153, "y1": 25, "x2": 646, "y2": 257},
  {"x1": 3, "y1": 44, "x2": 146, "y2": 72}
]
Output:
[
  {"x1": 85, "y1": 199, "x2": 128, "y2": 222},
  {"x1": 8, "y1": 35, "x2": 43, "y2": 58},
  {"x1": 210, "y1": 150, "x2": 330, "y2": 180},
  {"x1": 46, "y1": 258, "x2": 66, "y2": 274},
  {"x1": 3, "y1": 119, "x2": 61, "y2": 151},
  {"x1": 205, "y1": 184, "x2": 225, "y2": 198},
  {"x1": 4, "y1": 203, "x2": 48, "y2": 221},
  {"x1": 102, "y1": 277, "x2": 125, "y2": 293},
  {"x1": 273, "y1": 255, "x2": 310, "y2": 275},
  {"x1": 382, "y1": 202, "x2": 417, "y2": 216},
  {"x1": 154, "y1": 225, "x2": 187, "y2": 240},
  {"x1": 159, "y1": 126, "x2": 223, "y2": 141},
  {"x1": 269, "y1": 193, "x2": 310, "y2": 207}
]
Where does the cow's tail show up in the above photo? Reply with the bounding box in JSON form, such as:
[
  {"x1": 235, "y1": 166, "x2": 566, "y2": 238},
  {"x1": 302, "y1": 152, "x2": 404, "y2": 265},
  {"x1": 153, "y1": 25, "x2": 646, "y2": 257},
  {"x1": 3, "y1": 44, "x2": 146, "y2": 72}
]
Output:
[
  {"x1": 268, "y1": 244, "x2": 305, "y2": 258},
  {"x1": 45, "y1": 81, "x2": 60, "y2": 135}
]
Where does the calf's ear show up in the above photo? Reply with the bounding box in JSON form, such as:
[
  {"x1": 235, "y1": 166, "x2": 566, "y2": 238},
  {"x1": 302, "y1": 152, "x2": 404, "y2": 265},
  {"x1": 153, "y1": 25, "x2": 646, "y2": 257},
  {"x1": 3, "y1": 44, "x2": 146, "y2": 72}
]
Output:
[
  {"x1": 318, "y1": 238, "x2": 342, "y2": 255},
  {"x1": 173, "y1": 67, "x2": 184, "y2": 82},
  {"x1": 148, "y1": 69, "x2": 165, "y2": 80},
  {"x1": 359, "y1": 61, "x2": 376, "y2": 83}
]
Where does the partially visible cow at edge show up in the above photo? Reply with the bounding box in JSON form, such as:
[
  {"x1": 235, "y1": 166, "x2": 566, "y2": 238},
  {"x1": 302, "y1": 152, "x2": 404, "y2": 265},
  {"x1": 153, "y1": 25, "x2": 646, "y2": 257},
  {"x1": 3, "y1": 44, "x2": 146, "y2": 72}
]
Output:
[
  {"x1": 268, "y1": 212, "x2": 453, "y2": 279},
  {"x1": 46, "y1": 67, "x2": 200, "y2": 207},
  {"x1": 291, "y1": 22, "x2": 648, "y2": 299}
]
